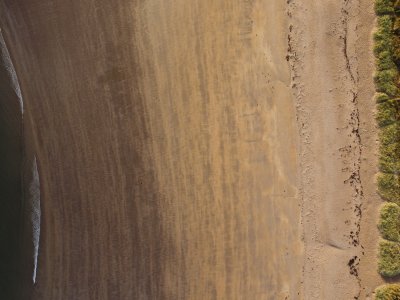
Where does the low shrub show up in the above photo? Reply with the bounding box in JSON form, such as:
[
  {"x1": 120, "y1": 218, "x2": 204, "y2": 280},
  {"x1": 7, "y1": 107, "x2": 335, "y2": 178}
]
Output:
[
  {"x1": 376, "y1": 92, "x2": 391, "y2": 103},
  {"x1": 375, "y1": 68, "x2": 399, "y2": 96},
  {"x1": 375, "y1": 16, "x2": 394, "y2": 56},
  {"x1": 378, "y1": 203, "x2": 400, "y2": 241},
  {"x1": 376, "y1": 99, "x2": 400, "y2": 127},
  {"x1": 375, "y1": 0, "x2": 395, "y2": 15},
  {"x1": 378, "y1": 240, "x2": 400, "y2": 277},
  {"x1": 378, "y1": 173, "x2": 400, "y2": 205},
  {"x1": 375, "y1": 284, "x2": 400, "y2": 300},
  {"x1": 380, "y1": 141, "x2": 400, "y2": 173}
]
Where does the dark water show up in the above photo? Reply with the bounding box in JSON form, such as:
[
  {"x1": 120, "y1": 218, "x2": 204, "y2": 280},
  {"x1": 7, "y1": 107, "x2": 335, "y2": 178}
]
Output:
[{"x1": 0, "y1": 35, "x2": 23, "y2": 299}]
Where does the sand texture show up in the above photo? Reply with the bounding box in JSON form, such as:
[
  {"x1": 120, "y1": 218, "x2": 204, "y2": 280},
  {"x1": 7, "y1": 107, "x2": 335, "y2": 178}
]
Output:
[{"x1": 0, "y1": 0, "x2": 381, "y2": 299}]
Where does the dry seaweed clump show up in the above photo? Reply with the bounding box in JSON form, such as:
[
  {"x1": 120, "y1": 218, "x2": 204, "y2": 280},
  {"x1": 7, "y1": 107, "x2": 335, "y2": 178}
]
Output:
[
  {"x1": 378, "y1": 203, "x2": 400, "y2": 241},
  {"x1": 375, "y1": 284, "x2": 400, "y2": 300},
  {"x1": 378, "y1": 240, "x2": 400, "y2": 277}
]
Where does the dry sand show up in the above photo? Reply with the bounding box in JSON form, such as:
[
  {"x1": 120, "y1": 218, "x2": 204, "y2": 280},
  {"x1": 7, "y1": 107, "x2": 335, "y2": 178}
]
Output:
[
  {"x1": 0, "y1": 0, "x2": 381, "y2": 299},
  {"x1": 289, "y1": 0, "x2": 382, "y2": 299}
]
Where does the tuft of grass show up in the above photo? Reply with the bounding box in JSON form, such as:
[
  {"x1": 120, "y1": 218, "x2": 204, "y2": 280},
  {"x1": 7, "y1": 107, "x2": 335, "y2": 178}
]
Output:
[
  {"x1": 375, "y1": 0, "x2": 395, "y2": 15},
  {"x1": 375, "y1": 284, "x2": 400, "y2": 300},
  {"x1": 378, "y1": 240, "x2": 400, "y2": 277},
  {"x1": 393, "y1": 35, "x2": 400, "y2": 65},
  {"x1": 375, "y1": 68, "x2": 399, "y2": 96},
  {"x1": 378, "y1": 203, "x2": 400, "y2": 242},
  {"x1": 395, "y1": 0, "x2": 400, "y2": 13},
  {"x1": 378, "y1": 173, "x2": 400, "y2": 205},
  {"x1": 380, "y1": 122, "x2": 400, "y2": 145},
  {"x1": 380, "y1": 141, "x2": 400, "y2": 173},
  {"x1": 376, "y1": 99, "x2": 400, "y2": 127},
  {"x1": 374, "y1": 16, "x2": 394, "y2": 57},
  {"x1": 376, "y1": 92, "x2": 391, "y2": 103},
  {"x1": 377, "y1": 50, "x2": 397, "y2": 71}
]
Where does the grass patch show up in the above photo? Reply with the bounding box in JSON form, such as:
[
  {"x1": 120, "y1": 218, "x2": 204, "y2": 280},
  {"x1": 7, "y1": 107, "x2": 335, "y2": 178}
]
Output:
[
  {"x1": 375, "y1": 68, "x2": 399, "y2": 96},
  {"x1": 375, "y1": 0, "x2": 395, "y2": 15},
  {"x1": 393, "y1": 35, "x2": 400, "y2": 65},
  {"x1": 380, "y1": 141, "x2": 400, "y2": 173},
  {"x1": 375, "y1": 16, "x2": 394, "y2": 57},
  {"x1": 380, "y1": 122, "x2": 400, "y2": 145},
  {"x1": 377, "y1": 50, "x2": 397, "y2": 71},
  {"x1": 376, "y1": 99, "x2": 400, "y2": 127},
  {"x1": 378, "y1": 173, "x2": 400, "y2": 205},
  {"x1": 378, "y1": 203, "x2": 400, "y2": 242},
  {"x1": 378, "y1": 240, "x2": 400, "y2": 277},
  {"x1": 375, "y1": 284, "x2": 400, "y2": 300},
  {"x1": 376, "y1": 92, "x2": 391, "y2": 103}
]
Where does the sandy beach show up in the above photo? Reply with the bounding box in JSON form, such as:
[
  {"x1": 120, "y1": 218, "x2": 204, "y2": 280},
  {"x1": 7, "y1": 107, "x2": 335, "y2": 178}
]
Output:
[{"x1": 0, "y1": 0, "x2": 382, "y2": 299}]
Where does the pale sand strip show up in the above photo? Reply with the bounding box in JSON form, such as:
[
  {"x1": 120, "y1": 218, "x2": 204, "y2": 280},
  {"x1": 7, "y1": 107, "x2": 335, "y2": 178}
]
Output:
[{"x1": 289, "y1": 0, "x2": 381, "y2": 298}]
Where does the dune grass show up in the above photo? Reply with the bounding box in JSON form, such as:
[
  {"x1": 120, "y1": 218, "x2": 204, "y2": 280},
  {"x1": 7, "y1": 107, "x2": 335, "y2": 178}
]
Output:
[
  {"x1": 380, "y1": 141, "x2": 400, "y2": 173},
  {"x1": 378, "y1": 173, "x2": 400, "y2": 205},
  {"x1": 380, "y1": 122, "x2": 400, "y2": 145},
  {"x1": 375, "y1": 284, "x2": 400, "y2": 299},
  {"x1": 374, "y1": 1, "x2": 400, "y2": 296},
  {"x1": 376, "y1": 0, "x2": 395, "y2": 15},
  {"x1": 375, "y1": 16, "x2": 394, "y2": 56},
  {"x1": 378, "y1": 240, "x2": 400, "y2": 277},
  {"x1": 376, "y1": 99, "x2": 400, "y2": 127},
  {"x1": 378, "y1": 203, "x2": 400, "y2": 241},
  {"x1": 376, "y1": 92, "x2": 391, "y2": 103}
]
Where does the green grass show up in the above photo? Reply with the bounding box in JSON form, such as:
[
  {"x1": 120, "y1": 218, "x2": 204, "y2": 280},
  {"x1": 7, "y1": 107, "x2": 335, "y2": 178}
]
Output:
[
  {"x1": 376, "y1": 99, "x2": 400, "y2": 127},
  {"x1": 378, "y1": 203, "x2": 400, "y2": 242},
  {"x1": 393, "y1": 35, "x2": 400, "y2": 65},
  {"x1": 375, "y1": 69, "x2": 399, "y2": 96},
  {"x1": 375, "y1": 0, "x2": 395, "y2": 15},
  {"x1": 378, "y1": 240, "x2": 400, "y2": 277},
  {"x1": 376, "y1": 92, "x2": 391, "y2": 103},
  {"x1": 375, "y1": 284, "x2": 400, "y2": 300},
  {"x1": 380, "y1": 122, "x2": 400, "y2": 145},
  {"x1": 374, "y1": 0, "x2": 400, "y2": 286},
  {"x1": 375, "y1": 16, "x2": 394, "y2": 57},
  {"x1": 377, "y1": 50, "x2": 397, "y2": 71},
  {"x1": 380, "y1": 141, "x2": 400, "y2": 172},
  {"x1": 378, "y1": 173, "x2": 400, "y2": 205}
]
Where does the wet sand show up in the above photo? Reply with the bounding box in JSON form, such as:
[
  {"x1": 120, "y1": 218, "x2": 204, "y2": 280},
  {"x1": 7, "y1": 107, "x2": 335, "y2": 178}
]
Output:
[{"x1": 1, "y1": 0, "x2": 303, "y2": 299}]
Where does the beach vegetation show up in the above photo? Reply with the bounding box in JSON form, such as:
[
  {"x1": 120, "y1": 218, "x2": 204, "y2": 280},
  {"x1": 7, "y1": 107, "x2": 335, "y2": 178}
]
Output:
[
  {"x1": 378, "y1": 240, "x2": 400, "y2": 277},
  {"x1": 375, "y1": 284, "x2": 400, "y2": 299},
  {"x1": 376, "y1": 92, "x2": 391, "y2": 103},
  {"x1": 378, "y1": 173, "x2": 400, "y2": 205},
  {"x1": 375, "y1": 0, "x2": 395, "y2": 15},
  {"x1": 380, "y1": 141, "x2": 400, "y2": 173},
  {"x1": 378, "y1": 203, "x2": 400, "y2": 242},
  {"x1": 376, "y1": 99, "x2": 400, "y2": 127}
]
